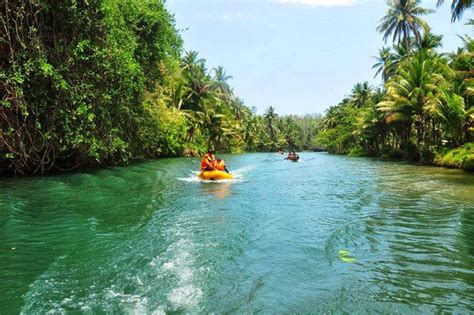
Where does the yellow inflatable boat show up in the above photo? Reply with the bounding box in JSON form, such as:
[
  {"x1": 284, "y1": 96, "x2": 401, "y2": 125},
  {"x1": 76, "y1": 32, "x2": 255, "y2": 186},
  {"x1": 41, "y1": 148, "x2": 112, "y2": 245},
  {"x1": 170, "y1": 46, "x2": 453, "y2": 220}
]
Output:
[{"x1": 199, "y1": 170, "x2": 233, "y2": 181}]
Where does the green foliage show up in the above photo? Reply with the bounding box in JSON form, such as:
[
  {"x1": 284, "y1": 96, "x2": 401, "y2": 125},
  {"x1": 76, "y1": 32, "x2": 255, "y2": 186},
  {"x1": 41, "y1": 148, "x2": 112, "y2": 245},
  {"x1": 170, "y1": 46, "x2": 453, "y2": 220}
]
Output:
[
  {"x1": 377, "y1": 0, "x2": 434, "y2": 51},
  {"x1": 434, "y1": 143, "x2": 474, "y2": 171},
  {"x1": 1, "y1": 0, "x2": 181, "y2": 175},
  {"x1": 163, "y1": 52, "x2": 323, "y2": 155},
  {"x1": 436, "y1": 0, "x2": 473, "y2": 22},
  {"x1": 2, "y1": 0, "x2": 471, "y2": 175},
  {"x1": 138, "y1": 91, "x2": 188, "y2": 157},
  {"x1": 318, "y1": 2, "x2": 473, "y2": 171},
  {"x1": 419, "y1": 145, "x2": 437, "y2": 164}
]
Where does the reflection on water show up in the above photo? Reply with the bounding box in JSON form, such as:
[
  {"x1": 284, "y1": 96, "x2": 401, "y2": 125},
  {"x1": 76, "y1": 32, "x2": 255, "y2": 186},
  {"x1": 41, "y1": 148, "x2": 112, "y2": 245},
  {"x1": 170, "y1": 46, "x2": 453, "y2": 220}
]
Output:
[
  {"x1": 460, "y1": 209, "x2": 474, "y2": 257},
  {"x1": 0, "y1": 153, "x2": 473, "y2": 313},
  {"x1": 200, "y1": 182, "x2": 232, "y2": 200}
]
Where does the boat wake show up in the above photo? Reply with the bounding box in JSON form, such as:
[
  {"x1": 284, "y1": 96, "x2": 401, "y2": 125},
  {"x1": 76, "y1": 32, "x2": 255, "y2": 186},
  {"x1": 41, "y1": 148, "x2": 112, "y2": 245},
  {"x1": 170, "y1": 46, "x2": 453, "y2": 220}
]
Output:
[{"x1": 177, "y1": 165, "x2": 254, "y2": 184}]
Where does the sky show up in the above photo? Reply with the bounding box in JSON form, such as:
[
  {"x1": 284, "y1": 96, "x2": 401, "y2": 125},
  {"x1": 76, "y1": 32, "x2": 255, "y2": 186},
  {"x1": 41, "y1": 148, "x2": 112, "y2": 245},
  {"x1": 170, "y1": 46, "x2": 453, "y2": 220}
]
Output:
[{"x1": 166, "y1": 0, "x2": 472, "y2": 115}]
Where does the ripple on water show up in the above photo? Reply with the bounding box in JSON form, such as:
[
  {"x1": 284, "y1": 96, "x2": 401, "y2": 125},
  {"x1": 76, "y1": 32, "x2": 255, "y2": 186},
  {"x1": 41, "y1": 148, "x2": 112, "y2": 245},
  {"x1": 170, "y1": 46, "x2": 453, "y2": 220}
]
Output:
[{"x1": 2, "y1": 153, "x2": 474, "y2": 313}]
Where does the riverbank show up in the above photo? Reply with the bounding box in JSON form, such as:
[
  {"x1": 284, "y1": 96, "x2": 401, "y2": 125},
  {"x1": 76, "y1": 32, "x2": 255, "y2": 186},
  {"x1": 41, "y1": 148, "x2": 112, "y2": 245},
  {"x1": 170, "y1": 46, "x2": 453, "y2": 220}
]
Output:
[
  {"x1": 2, "y1": 143, "x2": 472, "y2": 177},
  {"x1": 342, "y1": 142, "x2": 474, "y2": 172},
  {"x1": 433, "y1": 143, "x2": 474, "y2": 172}
]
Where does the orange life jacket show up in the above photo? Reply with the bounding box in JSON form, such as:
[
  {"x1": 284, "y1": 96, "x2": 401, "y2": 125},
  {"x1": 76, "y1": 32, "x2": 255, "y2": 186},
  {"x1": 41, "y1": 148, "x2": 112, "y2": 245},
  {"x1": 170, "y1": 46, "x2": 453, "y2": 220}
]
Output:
[
  {"x1": 214, "y1": 160, "x2": 225, "y2": 171},
  {"x1": 200, "y1": 153, "x2": 215, "y2": 170}
]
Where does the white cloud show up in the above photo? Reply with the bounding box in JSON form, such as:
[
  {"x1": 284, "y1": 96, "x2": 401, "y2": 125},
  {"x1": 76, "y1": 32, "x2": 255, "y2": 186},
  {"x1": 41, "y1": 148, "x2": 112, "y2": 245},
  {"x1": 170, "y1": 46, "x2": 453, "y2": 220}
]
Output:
[{"x1": 274, "y1": 0, "x2": 361, "y2": 7}]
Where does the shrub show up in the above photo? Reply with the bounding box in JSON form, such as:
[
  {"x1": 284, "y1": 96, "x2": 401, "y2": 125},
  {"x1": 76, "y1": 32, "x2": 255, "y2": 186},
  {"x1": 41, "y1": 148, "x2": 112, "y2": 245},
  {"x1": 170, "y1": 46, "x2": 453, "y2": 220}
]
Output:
[
  {"x1": 419, "y1": 145, "x2": 436, "y2": 165},
  {"x1": 434, "y1": 143, "x2": 474, "y2": 172}
]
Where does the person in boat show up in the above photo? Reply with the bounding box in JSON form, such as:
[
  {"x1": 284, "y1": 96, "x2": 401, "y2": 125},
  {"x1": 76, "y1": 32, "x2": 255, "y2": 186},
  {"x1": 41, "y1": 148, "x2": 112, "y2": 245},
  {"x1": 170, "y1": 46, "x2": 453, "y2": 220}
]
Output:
[
  {"x1": 214, "y1": 158, "x2": 229, "y2": 173},
  {"x1": 286, "y1": 151, "x2": 299, "y2": 161},
  {"x1": 201, "y1": 149, "x2": 215, "y2": 171}
]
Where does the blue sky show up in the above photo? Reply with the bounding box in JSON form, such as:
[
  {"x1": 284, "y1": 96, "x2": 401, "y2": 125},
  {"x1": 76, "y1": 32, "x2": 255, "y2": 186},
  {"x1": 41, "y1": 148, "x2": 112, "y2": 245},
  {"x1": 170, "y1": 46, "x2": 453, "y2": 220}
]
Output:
[{"x1": 166, "y1": 0, "x2": 472, "y2": 115}]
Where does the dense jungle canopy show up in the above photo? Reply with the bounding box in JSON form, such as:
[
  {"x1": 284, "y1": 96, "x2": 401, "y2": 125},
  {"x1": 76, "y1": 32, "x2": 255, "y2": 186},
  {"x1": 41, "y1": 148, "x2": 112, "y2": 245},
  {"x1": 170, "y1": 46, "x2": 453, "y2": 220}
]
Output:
[{"x1": 1, "y1": 0, "x2": 472, "y2": 175}]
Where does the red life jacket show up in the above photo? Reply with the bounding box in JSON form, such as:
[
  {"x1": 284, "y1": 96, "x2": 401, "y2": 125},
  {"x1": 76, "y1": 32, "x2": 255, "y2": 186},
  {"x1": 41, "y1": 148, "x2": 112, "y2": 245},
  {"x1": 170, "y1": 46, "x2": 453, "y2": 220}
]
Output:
[{"x1": 200, "y1": 153, "x2": 214, "y2": 170}]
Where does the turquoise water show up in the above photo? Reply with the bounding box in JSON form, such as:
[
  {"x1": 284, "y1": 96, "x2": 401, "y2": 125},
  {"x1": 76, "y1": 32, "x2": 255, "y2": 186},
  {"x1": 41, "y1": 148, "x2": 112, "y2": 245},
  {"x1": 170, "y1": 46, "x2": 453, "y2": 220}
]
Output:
[{"x1": 1, "y1": 153, "x2": 473, "y2": 313}]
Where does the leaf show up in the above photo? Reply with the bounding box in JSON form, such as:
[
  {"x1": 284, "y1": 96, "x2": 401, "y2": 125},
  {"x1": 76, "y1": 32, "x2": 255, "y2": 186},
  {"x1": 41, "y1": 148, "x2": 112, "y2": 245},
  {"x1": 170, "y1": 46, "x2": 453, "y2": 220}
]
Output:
[{"x1": 338, "y1": 250, "x2": 357, "y2": 263}]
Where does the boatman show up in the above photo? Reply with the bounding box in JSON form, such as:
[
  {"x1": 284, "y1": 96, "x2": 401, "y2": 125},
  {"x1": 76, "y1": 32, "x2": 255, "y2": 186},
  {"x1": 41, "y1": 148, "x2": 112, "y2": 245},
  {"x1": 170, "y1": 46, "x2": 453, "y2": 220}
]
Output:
[
  {"x1": 214, "y1": 158, "x2": 229, "y2": 173},
  {"x1": 200, "y1": 149, "x2": 215, "y2": 171}
]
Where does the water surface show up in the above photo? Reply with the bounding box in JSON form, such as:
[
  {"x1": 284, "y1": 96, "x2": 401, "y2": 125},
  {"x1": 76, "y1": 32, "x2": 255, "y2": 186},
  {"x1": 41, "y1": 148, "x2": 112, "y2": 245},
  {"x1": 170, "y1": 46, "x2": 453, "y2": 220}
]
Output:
[{"x1": 1, "y1": 153, "x2": 473, "y2": 313}]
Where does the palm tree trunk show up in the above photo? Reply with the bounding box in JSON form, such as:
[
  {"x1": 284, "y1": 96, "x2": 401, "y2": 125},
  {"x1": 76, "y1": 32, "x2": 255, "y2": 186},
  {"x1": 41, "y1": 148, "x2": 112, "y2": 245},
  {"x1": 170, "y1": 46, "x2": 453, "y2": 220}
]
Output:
[{"x1": 404, "y1": 27, "x2": 410, "y2": 52}]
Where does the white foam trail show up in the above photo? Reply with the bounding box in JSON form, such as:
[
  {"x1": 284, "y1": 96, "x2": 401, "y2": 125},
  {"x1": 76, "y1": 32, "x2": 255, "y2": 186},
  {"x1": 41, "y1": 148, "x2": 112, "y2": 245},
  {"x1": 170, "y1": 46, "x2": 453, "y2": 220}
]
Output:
[
  {"x1": 231, "y1": 164, "x2": 257, "y2": 175},
  {"x1": 177, "y1": 165, "x2": 255, "y2": 184},
  {"x1": 178, "y1": 174, "x2": 244, "y2": 184},
  {"x1": 151, "y1": 236, "x2": 203, "y2": 310},
  {"x1": 177, "y1": 176, "x2": 202, "y2": 183},
  {"x1": 168, "y1": 285, "x2": 202, "y2": 309}
]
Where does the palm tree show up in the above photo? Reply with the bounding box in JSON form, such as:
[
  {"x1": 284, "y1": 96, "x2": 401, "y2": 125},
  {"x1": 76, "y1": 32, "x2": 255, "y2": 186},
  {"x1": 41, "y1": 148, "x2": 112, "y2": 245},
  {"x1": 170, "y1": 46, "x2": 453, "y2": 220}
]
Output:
[
  {"x1": 434, "y1": 91, "x2": 471, "y2": 145},
  {"x1": 231, "y1": 97, "x2": 247, "y2": 120},
  {"x1": 322, "y1": 105, "x2": 345, "y2": 130},
  {"x1": 179, "y1": 51, "x2": 222, "y2": 143},
  {"x1": 182, "y1": 60, "x2": 212, "y2": 113},
  {"x1": 378, "y1": 51, "x2": 451, "y2": 146},
  {"x1": 212, "y1": 66, "x2": 232, "y2": 89},
  {"x1": 181, "y1": 51, "x2": 205, "y2": 72},
  {"x1": 264, "y1": 106, "x2": 279, "y2": 150},
  {"x1": 351, "y1": 82, "x2": 372, "y2": 108},
  {"x1": 181, "y1": 110, "x2": 206, "y2": 142},
  {"x1": 393, "y1": 42, "x2": 411, "y2": 61},
  {"x1": 416, "y1": 31, "x2": 443, "y2": 51},
  {"x1": 206, "y1": 111, "x2": 231, "y2": 149},
  {"x1": 449, "y1": 35, "x2": 474, "y2": 141},
  {"x1": 212, "y1": 66, "x2": 234, "y2": 103},
  {"x1": 243, "y1": 114, "x2": 259, "y2": 150},
  {"x1": 372, "y1": 47, "x2": 396, "y2": 82},
  {"x1": 437, "y1": 0, "x2": 473, "y2": 22},
  {"x1": 377, "y1": 0, "x2": 434, "y2": 51},
  {"x1": 282, "y1": 116, "x2": 299, "y2": 149}
]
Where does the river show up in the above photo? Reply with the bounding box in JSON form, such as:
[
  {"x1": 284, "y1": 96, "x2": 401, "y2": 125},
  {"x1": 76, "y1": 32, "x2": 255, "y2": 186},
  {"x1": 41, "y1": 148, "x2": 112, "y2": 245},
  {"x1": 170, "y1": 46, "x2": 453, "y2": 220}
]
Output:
[{"x1": 1, "y1": 153, "x2": 473, "y2": 313}]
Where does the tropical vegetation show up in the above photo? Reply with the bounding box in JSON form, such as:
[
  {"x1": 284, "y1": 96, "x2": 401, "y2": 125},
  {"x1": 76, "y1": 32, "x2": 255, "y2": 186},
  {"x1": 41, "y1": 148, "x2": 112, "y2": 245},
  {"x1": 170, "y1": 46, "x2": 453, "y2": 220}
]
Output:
[
  {"x1": 0, "y1": 0, "x2": 320, "y2": 175},
  {"x1": 316, "y1": 0, "x2": 473, "y2": 171},
  {"x1": 1, "y1": 0, "x2": 472, "y2": 175}
]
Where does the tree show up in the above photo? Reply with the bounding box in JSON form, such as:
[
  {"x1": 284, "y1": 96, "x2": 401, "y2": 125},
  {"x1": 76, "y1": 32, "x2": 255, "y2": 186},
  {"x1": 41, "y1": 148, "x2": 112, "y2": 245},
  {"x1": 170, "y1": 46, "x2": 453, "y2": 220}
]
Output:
[
  {"x1": 377, "y1": 0, "x2": 434, "y2": 51},
  {"x1": 351, "y1": 82, "x2": 372, "y2": 108},
  {"x1": 437, "y1": 0, "x2": 473, "y2": 22},
  {"x1": 181, "y1": 53, "x2": 212, "y2": 113},
  {"x1": 0, "y1": 0, "x2": 183, "y2": 174},
  {"x1": 378, "y1": 51, "x2": 452, "y2": 146},
  {"x1": 243, "y1": 114, "x2": 259, "y2": 151},
  {"x1": 322, "y1": 103, "x2": 348, "y2": 130},
  {"x1": 264, "y1": 106, "x2": 280, "y2": 150},
  {"x1": 416, "y1": 31, "x2": 443, "y2": 51},
  {"x1": 181, "y1": 51, "x2": 205, "y2": 73},
  {"x1": 449, "y1": 35, "x2": 474, "y2": 105},
  {"x1": 212, "y1": 66, "x2": 233, "y2": 96},
  {"x1": 434, "y1": 91, "x2": 471, "y2": 145},
  {"x1": 373, "y1": 47, "x2": 396, "y2": 82}
]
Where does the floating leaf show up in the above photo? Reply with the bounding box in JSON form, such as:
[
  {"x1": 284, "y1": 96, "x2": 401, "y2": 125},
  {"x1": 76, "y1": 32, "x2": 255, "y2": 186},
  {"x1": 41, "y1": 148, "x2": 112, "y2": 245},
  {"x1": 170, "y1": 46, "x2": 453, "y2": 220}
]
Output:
[{"x1": 339, "y1": 250, "x2": 357, "y2": 263}]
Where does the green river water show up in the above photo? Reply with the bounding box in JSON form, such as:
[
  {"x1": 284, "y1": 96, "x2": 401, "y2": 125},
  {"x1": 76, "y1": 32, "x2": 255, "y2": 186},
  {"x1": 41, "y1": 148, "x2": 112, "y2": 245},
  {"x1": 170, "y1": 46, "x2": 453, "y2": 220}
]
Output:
[{"x1": 1, "y1": 153, "x2": 473, "y2": 314}]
